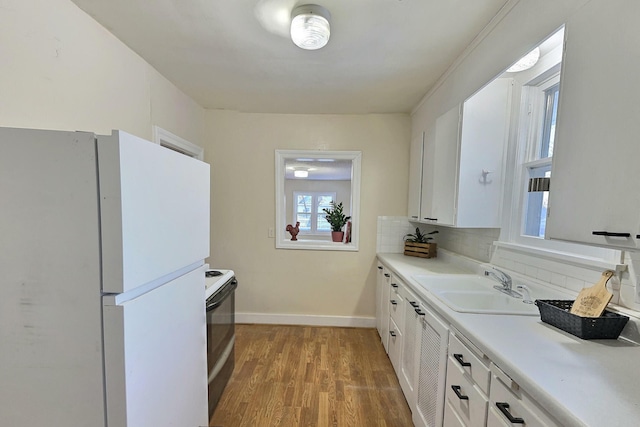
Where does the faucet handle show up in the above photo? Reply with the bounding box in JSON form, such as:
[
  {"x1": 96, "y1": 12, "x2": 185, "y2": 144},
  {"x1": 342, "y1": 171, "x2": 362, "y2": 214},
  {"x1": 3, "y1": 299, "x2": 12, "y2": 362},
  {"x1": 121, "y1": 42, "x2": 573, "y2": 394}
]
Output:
[{"x1": 516, "y1": 285, "x2": 533, "y2": 304}]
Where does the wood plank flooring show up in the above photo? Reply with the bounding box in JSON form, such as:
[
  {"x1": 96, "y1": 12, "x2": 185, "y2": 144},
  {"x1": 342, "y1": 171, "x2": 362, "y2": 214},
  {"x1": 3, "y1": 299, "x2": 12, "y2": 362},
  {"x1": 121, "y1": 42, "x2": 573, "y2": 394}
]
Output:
[{"x1": 210, "y1": 324, "x2": 413, "y2": 427}]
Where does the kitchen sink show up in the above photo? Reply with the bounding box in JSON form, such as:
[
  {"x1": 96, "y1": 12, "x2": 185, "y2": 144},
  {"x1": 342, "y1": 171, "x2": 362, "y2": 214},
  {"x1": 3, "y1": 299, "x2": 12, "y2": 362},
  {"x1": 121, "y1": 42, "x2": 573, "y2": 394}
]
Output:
[
  {"x1": 434, "y1": 290, "x2": 539, "y2": 315},
  {"x1": 410, "y1": 274, "x2": 555, "y2": 316}
]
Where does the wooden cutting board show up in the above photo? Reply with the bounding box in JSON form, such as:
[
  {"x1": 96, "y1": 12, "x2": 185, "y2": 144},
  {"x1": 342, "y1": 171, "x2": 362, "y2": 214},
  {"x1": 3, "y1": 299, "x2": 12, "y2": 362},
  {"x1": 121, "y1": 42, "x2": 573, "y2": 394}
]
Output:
[{"x1": 570, "y1": 270, "x2": 615, "y2": 317}]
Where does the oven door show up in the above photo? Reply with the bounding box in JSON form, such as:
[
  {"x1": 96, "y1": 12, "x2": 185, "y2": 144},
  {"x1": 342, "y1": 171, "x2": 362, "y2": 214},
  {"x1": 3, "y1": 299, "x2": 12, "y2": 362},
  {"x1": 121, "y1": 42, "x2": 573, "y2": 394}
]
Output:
[{"x1": 205, "y1": 277, "x2": 237, "y2": 417}]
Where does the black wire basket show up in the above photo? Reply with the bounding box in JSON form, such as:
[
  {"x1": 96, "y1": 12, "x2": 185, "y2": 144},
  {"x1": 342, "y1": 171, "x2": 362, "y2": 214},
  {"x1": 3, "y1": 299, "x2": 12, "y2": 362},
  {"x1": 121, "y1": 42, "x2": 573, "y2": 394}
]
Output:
[{"x1": 535, "y1": 300, "x2": 629, "y2": 340}]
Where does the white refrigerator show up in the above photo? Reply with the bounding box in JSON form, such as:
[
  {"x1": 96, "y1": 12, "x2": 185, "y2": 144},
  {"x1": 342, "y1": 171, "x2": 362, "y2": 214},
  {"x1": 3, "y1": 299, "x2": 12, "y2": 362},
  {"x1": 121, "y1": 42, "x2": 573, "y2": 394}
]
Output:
[{"x1": 0, "y1": 127, "x2": 211, "y2": 427}]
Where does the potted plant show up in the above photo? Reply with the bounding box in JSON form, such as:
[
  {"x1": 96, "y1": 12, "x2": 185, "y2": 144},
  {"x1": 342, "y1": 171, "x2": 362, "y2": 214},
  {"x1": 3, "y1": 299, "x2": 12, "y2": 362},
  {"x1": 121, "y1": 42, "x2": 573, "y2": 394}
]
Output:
[
  {"x1": 323, "y1": 201, "x2": 351, "y2": 242},
  {"x1": 403, "y1": 228, "x2": 438, "y2": 258}
]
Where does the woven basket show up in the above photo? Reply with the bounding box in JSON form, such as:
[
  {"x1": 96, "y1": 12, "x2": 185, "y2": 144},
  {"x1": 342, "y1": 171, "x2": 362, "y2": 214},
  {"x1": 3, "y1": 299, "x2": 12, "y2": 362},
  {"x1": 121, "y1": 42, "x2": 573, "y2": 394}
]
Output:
[{"x1": 535, "y1": 300, "x2": 629, "y2": 340}]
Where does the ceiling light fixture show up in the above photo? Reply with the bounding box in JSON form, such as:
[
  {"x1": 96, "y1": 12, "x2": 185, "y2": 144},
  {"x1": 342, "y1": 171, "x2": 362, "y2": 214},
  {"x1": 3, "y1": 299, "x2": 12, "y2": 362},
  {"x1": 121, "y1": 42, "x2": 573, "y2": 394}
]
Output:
[
  {"x1": 294, "y1": 170, "x2": 309, "y2": 178},
  {"x1": 507, "y1": 47, "x2": 541, "y2": 72},
  {"x1": 290, "y1": 4, "x2": 331, "y2": 50}
]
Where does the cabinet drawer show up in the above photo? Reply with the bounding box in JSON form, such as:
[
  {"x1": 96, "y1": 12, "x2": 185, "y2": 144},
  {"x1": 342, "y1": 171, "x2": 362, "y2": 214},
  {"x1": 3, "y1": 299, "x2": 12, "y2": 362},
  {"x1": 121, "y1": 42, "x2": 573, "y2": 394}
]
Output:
[
  {"x1": 444, "y1": 400, "x2": 467, "y2": 427},
  {"x1": 445, "y1": 356, "x2": 488, "y2": 427},
  {"x1": 449, "y1": 333, "x2": 491, "y2": 394},
  {"x1": 486, "y1": 407, "x2": 510, "y2": 427},
  {"x1": 490, "y1": 367, "x2": 559, "y2": 427},
  {"x1": 388, "y1": 317, "x2": 403, "y2": 372},
  {"x1": 389, "y1": 279, "x2": 404, "y2": 326}
]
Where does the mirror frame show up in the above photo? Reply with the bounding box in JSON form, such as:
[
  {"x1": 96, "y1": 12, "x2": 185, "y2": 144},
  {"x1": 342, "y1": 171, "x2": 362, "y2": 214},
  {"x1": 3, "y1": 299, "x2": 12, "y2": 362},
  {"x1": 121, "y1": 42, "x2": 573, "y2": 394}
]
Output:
[{"x1": 275, "y1": 150, "x2": 361, "y2": 251}]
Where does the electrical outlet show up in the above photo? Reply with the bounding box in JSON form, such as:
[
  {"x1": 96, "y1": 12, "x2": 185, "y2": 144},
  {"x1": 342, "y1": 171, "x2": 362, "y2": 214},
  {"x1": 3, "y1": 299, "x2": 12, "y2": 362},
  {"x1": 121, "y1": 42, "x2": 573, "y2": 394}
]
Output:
[{"x1": 268, "y1": 227, "x2": 275, "y2": 238}]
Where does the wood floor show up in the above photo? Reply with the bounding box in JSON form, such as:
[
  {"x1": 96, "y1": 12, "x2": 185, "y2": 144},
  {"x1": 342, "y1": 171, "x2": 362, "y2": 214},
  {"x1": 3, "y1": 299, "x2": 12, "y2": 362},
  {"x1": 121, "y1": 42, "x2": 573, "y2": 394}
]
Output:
[{"x1": 210, "y1": 324, "x2": 413, "y2": 427}]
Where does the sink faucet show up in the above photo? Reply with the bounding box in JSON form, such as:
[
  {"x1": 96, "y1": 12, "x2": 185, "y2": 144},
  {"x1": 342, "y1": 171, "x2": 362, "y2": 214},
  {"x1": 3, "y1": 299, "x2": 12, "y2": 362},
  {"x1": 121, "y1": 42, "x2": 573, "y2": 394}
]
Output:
[{"x1": 485, "y1": 268, "x2": 522, "y2": 298}]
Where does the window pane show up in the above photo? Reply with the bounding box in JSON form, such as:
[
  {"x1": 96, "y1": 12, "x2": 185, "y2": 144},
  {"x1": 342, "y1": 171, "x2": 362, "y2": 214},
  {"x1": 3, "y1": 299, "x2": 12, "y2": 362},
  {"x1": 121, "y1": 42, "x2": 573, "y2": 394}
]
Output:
[
  {"x1": 317, "y1": 215, "x2": 331, "y2": 231},
  {"x1": 540, "y1": 84, "x2": 559, "y2": 159},
  {"x1": 523, "y1": 166, "x2": 551, "y2": 238},
  {"x1": 317, "y1": 196, "x2": 333, "y2": 210},
  {"x1": 296, "y1": 195, "x2": 312, "y2": 213},
  {"x1": 296, "y1": 214, "x2": 311, "y2": 230}
]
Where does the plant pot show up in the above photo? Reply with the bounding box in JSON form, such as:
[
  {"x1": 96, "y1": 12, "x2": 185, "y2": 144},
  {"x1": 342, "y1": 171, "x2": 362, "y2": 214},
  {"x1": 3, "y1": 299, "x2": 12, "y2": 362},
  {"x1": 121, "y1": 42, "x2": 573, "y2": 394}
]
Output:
[
  {"x1": 331, "y1": 231, "x2": 344, "y2": 242},
  {"x1": 404, "y1": 242, "x2": 437, "y2": 258}
]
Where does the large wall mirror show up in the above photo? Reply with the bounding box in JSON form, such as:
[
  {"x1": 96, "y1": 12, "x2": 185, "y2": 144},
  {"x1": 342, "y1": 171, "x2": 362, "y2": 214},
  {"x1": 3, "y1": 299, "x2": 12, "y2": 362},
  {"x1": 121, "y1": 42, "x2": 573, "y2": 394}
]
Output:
[{"x1": 275, "y1": 150, "x2": 361, "y2": 251}]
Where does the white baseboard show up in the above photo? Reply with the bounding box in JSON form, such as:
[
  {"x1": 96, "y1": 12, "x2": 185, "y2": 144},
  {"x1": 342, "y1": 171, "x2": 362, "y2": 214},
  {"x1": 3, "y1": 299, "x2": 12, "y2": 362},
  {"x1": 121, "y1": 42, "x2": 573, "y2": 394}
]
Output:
[{"x1": 236, "y1": 312, "x2": 375, "y2": 328}]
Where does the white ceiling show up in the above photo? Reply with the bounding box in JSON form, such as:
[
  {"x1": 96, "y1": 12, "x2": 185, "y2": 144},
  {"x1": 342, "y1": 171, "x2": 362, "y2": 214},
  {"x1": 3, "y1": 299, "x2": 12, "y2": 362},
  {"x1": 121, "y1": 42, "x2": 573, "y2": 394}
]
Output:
[{"x1": 71, "y1": 0, "x2": 509, "y2": 114}]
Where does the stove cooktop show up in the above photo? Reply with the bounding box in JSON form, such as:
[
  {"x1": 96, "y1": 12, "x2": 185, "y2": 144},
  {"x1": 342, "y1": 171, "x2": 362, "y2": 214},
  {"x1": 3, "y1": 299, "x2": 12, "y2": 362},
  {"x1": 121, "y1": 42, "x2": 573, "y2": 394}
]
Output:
[{"x1": 204, "y1": 268, "x2": 235, "y2": 299}]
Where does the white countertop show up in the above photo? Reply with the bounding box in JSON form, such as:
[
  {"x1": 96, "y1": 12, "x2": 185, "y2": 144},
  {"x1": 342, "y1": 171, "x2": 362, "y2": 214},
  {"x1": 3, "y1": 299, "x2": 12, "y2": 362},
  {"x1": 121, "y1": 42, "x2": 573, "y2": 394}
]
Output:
[{"x1": 378, "y1": 252, "x2": 640, "y2": 427}]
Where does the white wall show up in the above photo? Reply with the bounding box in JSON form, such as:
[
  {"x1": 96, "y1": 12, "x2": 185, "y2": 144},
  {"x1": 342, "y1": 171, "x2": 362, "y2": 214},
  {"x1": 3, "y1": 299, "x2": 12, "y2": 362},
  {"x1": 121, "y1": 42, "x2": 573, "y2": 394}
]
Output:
[
  {"x1": 0, "y1": 0, "x2": 205, "y2": 144},
  {"x1": 204, "y1": 111, "x2": 410, "y2": 324}
]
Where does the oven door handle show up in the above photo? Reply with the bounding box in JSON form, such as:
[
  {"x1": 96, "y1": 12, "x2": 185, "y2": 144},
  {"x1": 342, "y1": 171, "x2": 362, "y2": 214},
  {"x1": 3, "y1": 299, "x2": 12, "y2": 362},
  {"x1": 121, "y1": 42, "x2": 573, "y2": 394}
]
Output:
[{"x1": 206, "y1": 279, "x2": 238, "y2": 312}]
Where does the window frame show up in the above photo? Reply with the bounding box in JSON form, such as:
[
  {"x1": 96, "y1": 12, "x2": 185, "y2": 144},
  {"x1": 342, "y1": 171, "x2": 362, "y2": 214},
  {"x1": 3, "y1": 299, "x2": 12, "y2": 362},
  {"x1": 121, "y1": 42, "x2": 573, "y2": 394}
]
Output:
[
  {"x1": 292, "y1": 191, "x2": 336, "y2": 235},
  {"x1": 275, "y1": 149, "x2": 361, "y2": 251}
]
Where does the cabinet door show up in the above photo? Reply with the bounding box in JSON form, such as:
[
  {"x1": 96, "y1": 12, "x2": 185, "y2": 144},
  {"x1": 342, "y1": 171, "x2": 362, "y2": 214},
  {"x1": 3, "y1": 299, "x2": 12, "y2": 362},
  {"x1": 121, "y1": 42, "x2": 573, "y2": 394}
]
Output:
[
  {"x1": 426, "y1": 105, "x2": 461, "y2": 226},
  {"x1": 399, "y1": 286, "x2": 422, "y2": 408},
  {"x1": 376, "y1": 264, "x2": 385, "y2": 338},
  {"x1": 388, "y1": 317, "x2": 403, "y2": 373},
  {"x1": 408, "y1": 132, "x2": 425, "y2": 221},
  {"x1": 457, "y1": 78, "x2": 511, "y2": 228},
  {"x1": 381, "y1": 270, "x2": 392, "y2": 352},
  {"x1": 414, "y1": 302, "x2": 450, "y2": 427},
  {"x1": 547, "y1": 1, "x2": 640, "y2": 249}
]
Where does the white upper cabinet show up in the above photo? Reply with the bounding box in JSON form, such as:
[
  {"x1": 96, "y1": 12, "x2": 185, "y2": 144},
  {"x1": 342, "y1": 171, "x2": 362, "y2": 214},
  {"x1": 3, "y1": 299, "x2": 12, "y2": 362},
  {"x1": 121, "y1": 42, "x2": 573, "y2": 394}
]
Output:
[
  {"x1": 416, "y1": 78, "x2": 511, "y2": 228},
  {"x1": 408, "y1": 132, "x2": 425, "y2": 222},
  {"x1": 547, "y1": 1, "x2": 640, "y2": 249}
]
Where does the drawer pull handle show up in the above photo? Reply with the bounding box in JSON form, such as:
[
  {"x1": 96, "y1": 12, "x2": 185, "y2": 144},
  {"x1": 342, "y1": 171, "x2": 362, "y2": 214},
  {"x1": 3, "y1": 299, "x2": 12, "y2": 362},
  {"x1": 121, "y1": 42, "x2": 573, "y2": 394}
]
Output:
[
  {"x1": 496, "y1": 402, "x2": 524, "y2": 424},
  {"x1": 391, "y1": 283, "x2": 398, "y2": 288},
  {"x1": 409, "y1": 301, "x2": 419, "y2": 308},
  {"x1": 423, "y1": 217, "x2": 438, "y2": 221},
  {"x1": 592, "y1": 231, "x2": 630, "y2": 237},
  {"x1": 384, "y1": 273, "x2": 390, "y2": 277},
  {"x1": 390, "y1": 300, "x2": 397, "y2": 305},
  {"x1": 389, "y1": 331, "x2": 396, "y2": 337},
  {"x1": 451, "y1": 385, "x2": 469, "y2": 401},
  {"x1": 415, "y1": 309, "x2": 425, "y2": 316},
  {"x1": 453, "y1": 353, "x2": 471, "y2": 367},
  {"x1": 377, "y1": 266, "x2": 383, "y2": 270}
]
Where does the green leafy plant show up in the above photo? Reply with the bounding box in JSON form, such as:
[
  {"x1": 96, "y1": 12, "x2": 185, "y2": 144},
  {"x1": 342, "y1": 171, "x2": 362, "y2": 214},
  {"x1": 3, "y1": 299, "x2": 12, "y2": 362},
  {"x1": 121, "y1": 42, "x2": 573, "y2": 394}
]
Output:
[
  {"x1": 322, "y1": 201, "x2": 351, "y2": 232},
  {"x1": 404, "y1": 228, "x2": 438, "y2": 243}
]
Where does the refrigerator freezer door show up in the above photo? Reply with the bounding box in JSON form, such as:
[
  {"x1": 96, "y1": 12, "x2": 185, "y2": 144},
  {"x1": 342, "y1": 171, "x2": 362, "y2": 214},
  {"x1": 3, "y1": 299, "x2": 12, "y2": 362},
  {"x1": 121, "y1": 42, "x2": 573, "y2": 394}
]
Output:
[
  {"x1": 98, "y1": 130, "x2": 210, "y2": 294},
  {"x1": 0, "y1": 128, "x2": 106, "y2": 426},
  {"x1": 103, "y1": 267, "x2": 208, "y2": 427}
]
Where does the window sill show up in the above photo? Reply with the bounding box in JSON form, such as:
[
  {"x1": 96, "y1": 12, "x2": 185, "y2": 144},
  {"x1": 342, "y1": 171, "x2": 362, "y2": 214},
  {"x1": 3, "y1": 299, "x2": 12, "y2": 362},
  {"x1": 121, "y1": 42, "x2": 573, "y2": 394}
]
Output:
[
  {"x1": 276, "y1": 239, "x2": 359, "y2": 252},
  {"x1": 493, "y1": 241, "x2": 626, "y2": 273}
]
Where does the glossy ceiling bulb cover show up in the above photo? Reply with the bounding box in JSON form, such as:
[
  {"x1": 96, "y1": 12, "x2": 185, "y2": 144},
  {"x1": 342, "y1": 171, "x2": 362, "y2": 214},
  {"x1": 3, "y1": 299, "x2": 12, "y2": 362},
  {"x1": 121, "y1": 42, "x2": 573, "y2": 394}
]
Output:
[
  {"x1": 507, "y1": 47, "x2": 541, "y2": 72},
  {"x1": 291, "y1": 5, "x2": 331, "y2": 50}
]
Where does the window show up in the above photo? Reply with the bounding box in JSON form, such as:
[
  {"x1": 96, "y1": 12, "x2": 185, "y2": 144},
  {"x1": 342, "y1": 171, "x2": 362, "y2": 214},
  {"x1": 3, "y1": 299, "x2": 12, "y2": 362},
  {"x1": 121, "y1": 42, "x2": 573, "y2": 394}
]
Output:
[
  {"x1": 522, "y1": 80, "x2": 559, "y2": 238},
  {"x1": 293, "y1": 192, "x2": 335, "y2": 234},
  {"x1": 275, "y1": 150, "x2": 361, "y2": 251}
]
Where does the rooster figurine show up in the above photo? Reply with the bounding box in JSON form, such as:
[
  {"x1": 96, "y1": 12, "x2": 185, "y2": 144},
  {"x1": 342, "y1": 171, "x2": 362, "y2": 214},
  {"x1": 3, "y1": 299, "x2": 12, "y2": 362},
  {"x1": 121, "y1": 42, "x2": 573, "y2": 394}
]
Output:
[{"x1": 286, "y1": 221, "x2": 300, "y2": 241}]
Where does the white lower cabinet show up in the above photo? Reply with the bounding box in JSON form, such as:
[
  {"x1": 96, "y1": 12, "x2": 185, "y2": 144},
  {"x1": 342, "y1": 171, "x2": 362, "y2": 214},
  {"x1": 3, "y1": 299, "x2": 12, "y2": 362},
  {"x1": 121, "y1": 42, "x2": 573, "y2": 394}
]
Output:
[
  {"x1": 388, "y1": 316, "x2": 403, "y2": 372},
  {"x1": 444, "y1": 400, "x2": 468, "y2": 427},
  {"x1": 376, "y1": 259, "x2": 563, "y2": 427},
  {"x1": 376, "y1": 263, "x2": 385, "y2": 338},
  {"x1": 488, "y1": 363, "x2": 560, "y2": 427},
  {"x1": 379, "y1": 268, "x2": 392, "y2": 352},
  {"x1": 413, "y1": 301, "x2": 449, "y2": 427},
  {"x1": 398, "y1": 284, "x2": 423, "y2": 408},
  {"x1": 444, "y1": 332, "x2": 490, "y2": 427}
]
